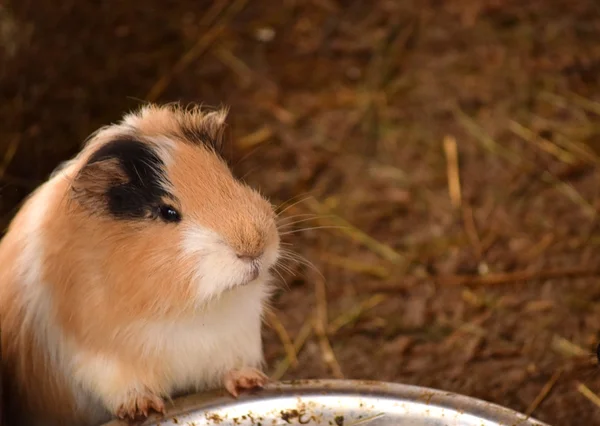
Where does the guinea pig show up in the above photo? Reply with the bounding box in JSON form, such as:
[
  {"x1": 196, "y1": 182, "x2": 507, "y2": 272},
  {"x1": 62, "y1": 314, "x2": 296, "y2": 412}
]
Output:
[{"x1": 0, "y1": 104, "x2": 281, "y2": 426}]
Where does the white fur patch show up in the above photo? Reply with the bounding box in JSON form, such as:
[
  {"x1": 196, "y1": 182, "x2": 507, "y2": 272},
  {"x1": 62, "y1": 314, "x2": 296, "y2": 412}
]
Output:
[
  {"x1": 181, "y1": 226, "x2": 242, "y2": 302},
  {"x1": 71, "y1": 351, "x2": 137, "y2": 419},
  {"x1": 180, "y1": 225, "x2": 279, "y2": 304},
  {"x1": 15, "y1": 178, "x2": 103, "y2": 422},
  {"x1": 147, "y1": 135, "x2": 176, "y2": 167},
  {"x1": 68, "y1": 277, "x2": 269, "y2": 414},
  {"x1": 129, "y1": 279, "x2": 269, "y2": 396}
]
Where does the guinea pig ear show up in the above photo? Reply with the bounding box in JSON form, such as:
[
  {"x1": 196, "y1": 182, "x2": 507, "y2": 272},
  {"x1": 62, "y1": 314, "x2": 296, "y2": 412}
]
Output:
[
  {"x1": 202, "y1": 109, "x2": 228, "y2": 146},
  {"x1": 178, "y1": 107, "x2": 229, "y2": 153},
  {"x1": 70, "y1": 157, "x2": 128, "y2": 211}
]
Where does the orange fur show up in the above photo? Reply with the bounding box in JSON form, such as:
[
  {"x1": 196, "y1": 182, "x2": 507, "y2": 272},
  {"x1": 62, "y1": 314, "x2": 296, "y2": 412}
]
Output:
[
  {"x1": 0, "y1": 185, "x2": 86, "y2": 425},
  {"x1": 0, "y1": 104, "x2": 280, "y2": 426}
]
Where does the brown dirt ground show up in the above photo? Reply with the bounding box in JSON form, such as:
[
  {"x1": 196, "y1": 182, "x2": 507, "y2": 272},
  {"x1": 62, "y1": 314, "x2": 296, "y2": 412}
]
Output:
[{"x1": 2, "y1": 0, "x2": 600, "y2": 425}]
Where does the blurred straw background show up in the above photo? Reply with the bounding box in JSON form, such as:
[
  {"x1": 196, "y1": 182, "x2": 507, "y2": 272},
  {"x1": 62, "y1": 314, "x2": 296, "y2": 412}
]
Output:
[{"x1": 2, "y1": 1, "x2": 600, "y2": 424}]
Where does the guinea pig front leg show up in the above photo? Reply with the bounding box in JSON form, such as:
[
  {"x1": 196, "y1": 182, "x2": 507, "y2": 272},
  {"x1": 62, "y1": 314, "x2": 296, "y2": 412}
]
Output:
[
  {"x1": 223, "y1": 367, "x2": 270, "y2": 397},
  {"x1": 73, "y1": 353, "x2": 166, "y2": 422},
  {"x1": 113, "y1": 387, "x2": 166, "y2": 422}
]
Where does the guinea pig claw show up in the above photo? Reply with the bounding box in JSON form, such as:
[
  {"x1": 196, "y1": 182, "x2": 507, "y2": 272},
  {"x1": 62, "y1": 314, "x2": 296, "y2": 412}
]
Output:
[
  {"x1": 224, "y1": 367, "x2": 269, "y2": 398},
  {"x1": 115, "y1": 391, "x2": 165, "y2": 422}
]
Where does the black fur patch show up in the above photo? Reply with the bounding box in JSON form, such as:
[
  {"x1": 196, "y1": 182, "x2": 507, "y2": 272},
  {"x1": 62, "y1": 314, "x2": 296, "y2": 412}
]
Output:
[
  {"x1": 178, "y1": 122, "x2": 221, "y2": 151},
  {"x1": 86, "y1": 139, "x2": 170, "y2": 220},
  {"x1": 171, "y1": 109, "x2": 227, "y2": 157}
]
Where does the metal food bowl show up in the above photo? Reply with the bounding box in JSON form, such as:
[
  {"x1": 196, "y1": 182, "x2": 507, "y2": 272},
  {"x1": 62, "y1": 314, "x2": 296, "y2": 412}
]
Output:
[{"x1": 102, "y1": 379, "x2": 550, "y2": 426}]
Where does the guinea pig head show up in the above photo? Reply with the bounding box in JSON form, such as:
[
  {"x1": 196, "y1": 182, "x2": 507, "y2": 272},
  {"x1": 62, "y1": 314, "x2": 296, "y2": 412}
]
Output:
[{"x1": 68, "y1": 105, "x2": 280, "y2": 310}]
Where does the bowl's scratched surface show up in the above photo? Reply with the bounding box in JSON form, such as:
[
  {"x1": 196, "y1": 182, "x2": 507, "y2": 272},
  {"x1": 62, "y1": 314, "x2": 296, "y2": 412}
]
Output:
[{"x1": 102, "y1": 380, "x2": 550, "y2": 426}]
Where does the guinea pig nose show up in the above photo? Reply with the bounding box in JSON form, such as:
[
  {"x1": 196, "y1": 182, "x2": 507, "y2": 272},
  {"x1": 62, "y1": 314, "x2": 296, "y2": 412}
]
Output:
[{"x1": 237, "y1": 253, "x2": 257, "y2": 262}]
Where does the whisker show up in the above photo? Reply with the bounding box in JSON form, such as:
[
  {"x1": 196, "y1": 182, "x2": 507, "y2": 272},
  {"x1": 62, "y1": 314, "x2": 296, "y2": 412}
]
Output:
[
  {"x1": 279, "y1": 254, "x2": 313, "y2": 269},
  {"x1": 275, "y1": 191, "x2": 314, "y2": 209},
  {"x1": 239, "y1": 165, "x2": 259, "y2": 181},
  {"x1": 277, "y1": 213, "x2": 316, "y2": 220},
  {"x1": 275, "y1": 262, "x2": 296, "y2": 276},
  {"x1": 274, "y1": 258, "x2": 300, "y2": 279},
  {"x1": 277, "y1": 262, "x2": 310, "y2": 281},
  {"x1": 279, "y1": 246, "x2": 306, "y2": 255},
  {"x1": 231, "y1": 143, "x2": 267, "y2": 171},
  {"x1": 278, "y1": 249, "x2": 323, "y2": 278},
  {"x1": 275, "y1": 194, "x2": 315, "y2": 217},
  {"x1": 277, "y1": 254, "x2": 307, "y2": 272},
  {"x1": 276, "y1": 252, "x2": 302, "y2": 266},
  {"x1": 277, "y1": 255, "x2": 301, "y2": 266},
  {"x1": 271, "y1": 267, "x2": 290, "y2": 289},
  {"x1": 279, "y1": 248, "x2": 307, "y2": 259},
  {"x1": 279, "y1": 225, "x2": 346, "y2": 235},
  {"x1": 276, "y1": 213, "x2": 318, "y2": 226},
  {"x1": 277, "y1": 216, "x2": 331, "y2": 230}
]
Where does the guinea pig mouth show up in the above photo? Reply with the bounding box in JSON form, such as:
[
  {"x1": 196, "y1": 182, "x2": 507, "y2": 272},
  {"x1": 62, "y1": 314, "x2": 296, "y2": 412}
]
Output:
[
  {"x1": 250, "y1": 263, "x2": 260, "y2": 280},
  {"x1": 237, "y1": 263, "x2": 259, "y2": 286},
  {"x1": 230, "y1": 260, "x2": 263, "y2": 288}
]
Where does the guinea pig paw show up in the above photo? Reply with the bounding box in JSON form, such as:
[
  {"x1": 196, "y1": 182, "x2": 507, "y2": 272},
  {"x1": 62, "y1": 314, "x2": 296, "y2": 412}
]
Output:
[
  {"x1": 115, "y1": 390, "x2": 166, "y2": 422},
  {"x1": 224, "y1": 367, "x2": 270, "y2": 398}
]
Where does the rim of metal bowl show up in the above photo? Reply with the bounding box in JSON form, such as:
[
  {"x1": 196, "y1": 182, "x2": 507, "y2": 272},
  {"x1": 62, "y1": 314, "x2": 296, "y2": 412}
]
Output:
[{"x1": 102, "y1": 379, "x2": 551, "y2": 426}]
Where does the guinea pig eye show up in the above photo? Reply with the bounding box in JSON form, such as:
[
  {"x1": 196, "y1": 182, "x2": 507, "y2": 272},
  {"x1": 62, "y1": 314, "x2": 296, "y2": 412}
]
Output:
[{"x1": 158, "y1": 204, "x2": 181, "y2": 223}]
